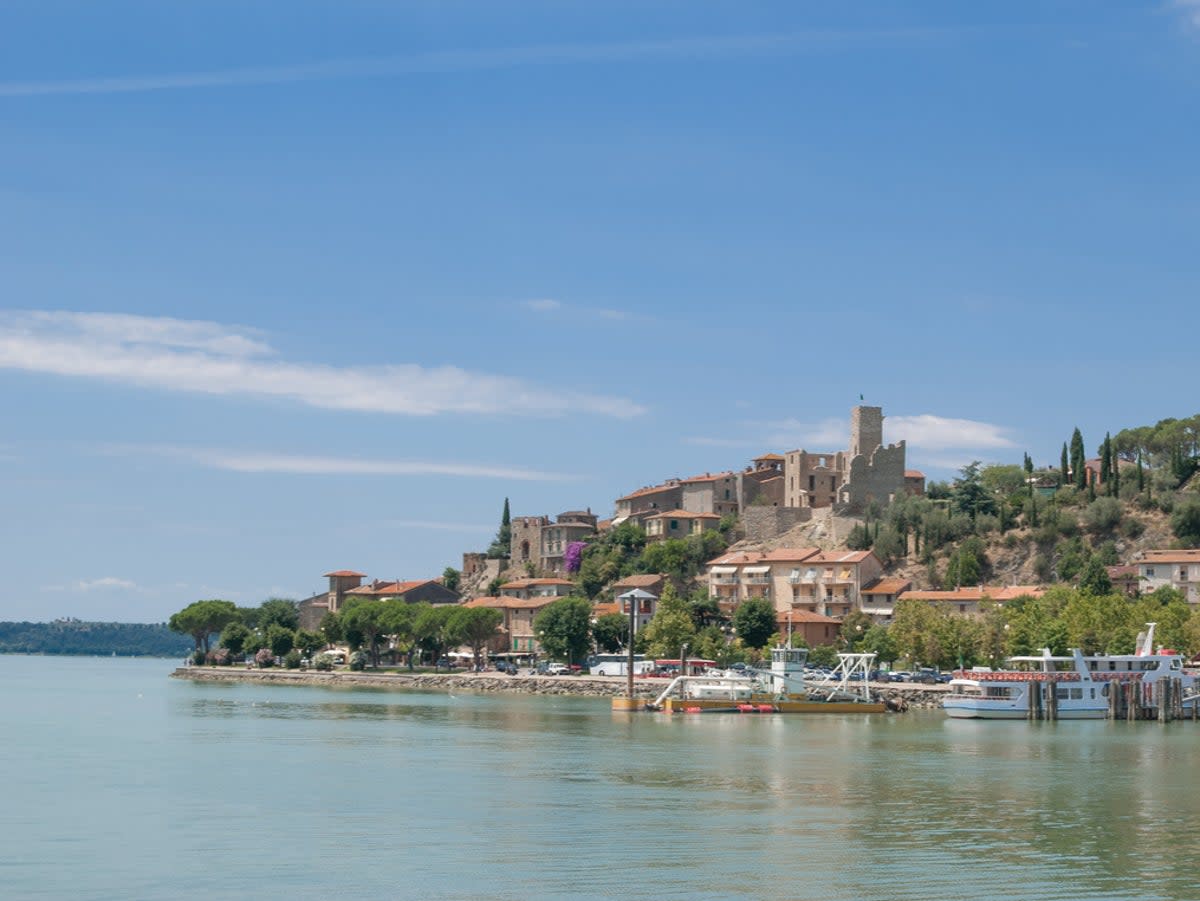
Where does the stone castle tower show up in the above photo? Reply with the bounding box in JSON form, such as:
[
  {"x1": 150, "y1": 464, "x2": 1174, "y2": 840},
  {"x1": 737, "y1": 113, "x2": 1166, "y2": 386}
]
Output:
[{"x1": 849, "y1": 405, "x2": 884, "y2": 459}]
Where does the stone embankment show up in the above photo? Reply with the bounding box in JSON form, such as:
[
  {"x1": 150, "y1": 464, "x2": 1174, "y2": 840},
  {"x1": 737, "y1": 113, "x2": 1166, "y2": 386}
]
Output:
[{"x1": 170, "y1": 667, "x2": 947, "y2": 708}]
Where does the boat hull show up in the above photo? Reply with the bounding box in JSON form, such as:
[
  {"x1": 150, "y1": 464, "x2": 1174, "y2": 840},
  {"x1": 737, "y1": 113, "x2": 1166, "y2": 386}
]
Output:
[
  {"x1": 944, "y1": 701, "x2": 1108, "y2": 720},
  {"x1": 662, "y1": 697, "x2": 887, "y2": 714}
]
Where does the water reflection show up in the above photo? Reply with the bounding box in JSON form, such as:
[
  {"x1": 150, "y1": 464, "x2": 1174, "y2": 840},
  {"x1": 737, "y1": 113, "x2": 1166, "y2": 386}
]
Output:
[{"x1": 170, "y1": 682, "x2": 1200, "y2": 901}]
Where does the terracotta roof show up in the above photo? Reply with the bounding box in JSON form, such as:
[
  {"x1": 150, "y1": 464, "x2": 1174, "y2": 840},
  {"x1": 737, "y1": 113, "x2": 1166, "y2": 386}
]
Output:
[
  {"x1": 761, "y1": 547, "x2": 822, "y2": 562},
  {"x1": 904, "y1": 470, "x2": 925, "y2": 479},
  {"x1": 591, "y1": 602, "x2": 620, "y2": 617},
  {"x1": 548, "y1": 520, "x2": 597, "y2": 530},
  {"x1": 1140, "y1": 550, "x2": 1200, "y2": 564},
  {"x1": 1107, "y1": 565, "x2": 1139, "y2": 577},
  {"x1": 616, "y1": 482, "x2": 681, "y2": 502},
  {"x1": 464, "y1": 595, "x2": 560, "y2": 610},
  {"x1": 899, "y1": 586, "x2": 1045, "y2": 602},
  {"x1": 596, "y1": 519, "x2": 613, "y2": 531},
  {"x1": 754, "y1": 453, "x2": 785, "y2": 462},
  {"x1": 644, "y1": 509, "x2": 721, "y2": 520},
  {"x1": 862, "y1": 578, "x2": 912, "y2": 595},
  {"x1": 324, "y1": 570, "x2": 366, "y2": 578},
  {"x1": 807, "y1": 550, "x2": 876, "y2": 564},
  {"x1": 350, "y1": 579, "x2": 438, "y2": 597},
  {"x1": 680, "y1": 471, "x2": 735, "y2": 484},
  {"x1": 777, "y1": 610, "x2": 841, "y2": 624},
  {"x1": 499, "y1": 578, "x2": 575, "y2": 589},
  {"x1": 612, "y1": 574, "x2": 666, "y2": 590},
  {"x1": 707, "y1": 548, "x2": 821, "y2": 567}
]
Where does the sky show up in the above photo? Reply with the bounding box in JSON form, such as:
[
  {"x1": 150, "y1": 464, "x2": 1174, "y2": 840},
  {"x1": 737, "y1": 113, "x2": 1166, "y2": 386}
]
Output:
[{"x1": 2, "y1": 1, "x2": 1198, "y2": 622}]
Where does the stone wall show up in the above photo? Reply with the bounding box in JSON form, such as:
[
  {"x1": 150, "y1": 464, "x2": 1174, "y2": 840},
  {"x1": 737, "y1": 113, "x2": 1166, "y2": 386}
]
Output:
[
  {"x1": 509, "y1": 516, "x2": 548, "y2": 569},
  {"x1": 743, "y1": 506, "x2": 812, "y2": 542},
  {"x1": 839, "y1": 441, "x2": 907, "y2": 511}
]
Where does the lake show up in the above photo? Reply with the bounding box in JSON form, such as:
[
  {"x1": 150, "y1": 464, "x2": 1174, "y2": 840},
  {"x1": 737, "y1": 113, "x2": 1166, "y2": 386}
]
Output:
[{"x1": 3, "y1": 655, "x2": 1199, "y2": 900}]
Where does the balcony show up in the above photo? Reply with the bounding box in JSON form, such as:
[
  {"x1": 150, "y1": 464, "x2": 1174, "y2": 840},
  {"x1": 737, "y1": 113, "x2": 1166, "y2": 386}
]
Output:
[
  {"x1": 711, "y1": 576, "x2": 739, "y2": 586},
  {"x1": 743, "y1": 575, "x2": 771, "y2": 585}
]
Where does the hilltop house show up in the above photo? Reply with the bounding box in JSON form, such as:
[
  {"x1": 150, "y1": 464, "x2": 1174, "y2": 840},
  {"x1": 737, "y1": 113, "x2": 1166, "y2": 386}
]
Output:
[
  {"x1": 895, "y1": 585, "x2": 1045, "y2": 618},
  {"x1": 1136, "y1": 550, "x2": 1200, "y2": 605}
]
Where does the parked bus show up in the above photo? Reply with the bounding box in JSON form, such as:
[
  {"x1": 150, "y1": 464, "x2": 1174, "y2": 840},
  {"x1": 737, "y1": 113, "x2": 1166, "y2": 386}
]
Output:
[{"x1": 586, "y1": 654, "x2": 655, "y2": 676}]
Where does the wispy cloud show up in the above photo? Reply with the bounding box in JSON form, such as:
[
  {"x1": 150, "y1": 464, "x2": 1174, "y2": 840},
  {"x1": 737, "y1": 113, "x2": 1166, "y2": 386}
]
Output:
[
  {"x1": 377, "y1": 519, "x2": 494, "y2": 533},
  {"x1": 521, "y1": 299, "x2": 563, "y2": 313},
  {"x1": 0, "y1": 30, "x2": 954, "y2": 99},
  {"x1": 131, "y1": 446, "x2": 576, "y2": 482},
  {"x1": 887, "y1": 414, "x2": 1016, "y2": 449},
  {"x1": 1171, "y1": 0, "x2": 1200, "y2": 30},
  {"x1": 519, "y1": 298, "x2": 633, "y2": 322},
  {"x1": 685, "y1": 412, "x2": 1016, "y2": 458},
  {"x1": 44, "y1": 576, "x2": 139, "y2": 592},
  {"x1": 0, "y1": 310, "x2": 645, "y2": 419}
]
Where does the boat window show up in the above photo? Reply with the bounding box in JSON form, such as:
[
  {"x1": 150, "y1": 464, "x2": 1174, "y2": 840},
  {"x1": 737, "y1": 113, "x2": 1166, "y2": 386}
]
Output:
[
  {"x1": 1070, "y1": 688, "x2": 1083, "y2": 700},
  {"x1": 1171, "y1": 659, "x2": 1182, "y2": 670}
]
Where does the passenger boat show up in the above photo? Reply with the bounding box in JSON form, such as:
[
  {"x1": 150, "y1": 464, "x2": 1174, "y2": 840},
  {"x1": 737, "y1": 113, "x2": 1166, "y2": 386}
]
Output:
[{"x1": 943, "y1": 623, "x2": 1197, "y2": 720}]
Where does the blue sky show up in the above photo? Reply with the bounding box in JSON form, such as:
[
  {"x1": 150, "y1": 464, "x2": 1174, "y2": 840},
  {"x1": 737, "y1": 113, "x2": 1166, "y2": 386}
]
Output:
[{"x1": 2, "y1": 1, "x2": 1198, "y2": 621}]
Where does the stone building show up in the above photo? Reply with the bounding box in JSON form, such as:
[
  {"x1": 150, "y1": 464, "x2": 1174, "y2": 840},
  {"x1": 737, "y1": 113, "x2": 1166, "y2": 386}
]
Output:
[
  {"x1": 509, "y1": 515, "x2": 551, "y2": 569},
  {"x1": 780, "y1": 405, "x2": 917, "y2": 512},
  {"x1": 297, "y1": 569, "x2": 365, "y2": 630},
  {"x1": 643, "y1": 510, "x2": 721, "y2": 541},
  {"x1": 1136, "y1": 550, "x2": 1200, "y2": 605}
]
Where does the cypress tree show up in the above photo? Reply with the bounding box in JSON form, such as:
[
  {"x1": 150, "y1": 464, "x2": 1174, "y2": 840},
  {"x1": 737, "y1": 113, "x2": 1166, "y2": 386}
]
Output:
[
  {"x1": 1070, "y1": 428, "x2": 1086, "y2": 490},
  {"x1": 1137, "y1": 450, "x2": 1145, "y2": 492},
  {"x1": 1100, "y1": 433, "x2": 1113, "y2": 494},
  {"x1": 1023, "y1": 452, "x2": 1035, "y2": 496},
  {"x1": 1060, "y1": 443, "x2": 1069, "y2": 487},
  {"x1": 500, "y1": 497, "x2": 511, "y2": 555}
]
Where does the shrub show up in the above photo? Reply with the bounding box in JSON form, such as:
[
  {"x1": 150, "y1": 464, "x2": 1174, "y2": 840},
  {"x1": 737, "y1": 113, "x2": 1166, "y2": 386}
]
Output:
[
  {"x1": 1121, "y1": 516, "x2": 1145, "y2": 539},
  {"x1": 1034, "y1": 553, "x2": 1053, "y2": 583},
  {"x1": 1057, "y1": 516, "x2": 1080, "y2": 538},
  {"x1": 313, "y1": 653, "x2": 334, "y2": 672},
  {"x1": 206, "y1": 648, "x2": 231, "y2": 667},
  {"x1": 254, "y1": 648, "x2": 274, "y2": 668},
  {"x1": 284, "y1": 649, "x2": 302, "y2": 669},
  {"x1": 1083, "y1": 497, "x2": 1122, "y2": 533},
  {"x1": 191, "y1": 649, "x2": 206, "y2": 666},
  {"x1": 349, "y1": 651, "x2": 368, "y2": 671}
]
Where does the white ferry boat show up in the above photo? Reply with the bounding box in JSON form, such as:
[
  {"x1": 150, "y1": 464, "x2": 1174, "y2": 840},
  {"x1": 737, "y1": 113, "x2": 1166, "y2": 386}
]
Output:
[{"x1": 943, "y1": 624, "x2": 1196, "y2": 720}]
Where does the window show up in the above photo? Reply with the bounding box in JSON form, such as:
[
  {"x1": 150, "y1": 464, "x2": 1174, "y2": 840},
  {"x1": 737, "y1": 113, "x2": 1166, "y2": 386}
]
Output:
[
  {"x1": 670, "y1": 519, "x2": 678, "y2": 530},
  {"x1": 808, "y1": 475, "x2": 815, "y2": 491},
  {"x1": 1146, "y1": 567, "x2": 1156, "y2": 578}
]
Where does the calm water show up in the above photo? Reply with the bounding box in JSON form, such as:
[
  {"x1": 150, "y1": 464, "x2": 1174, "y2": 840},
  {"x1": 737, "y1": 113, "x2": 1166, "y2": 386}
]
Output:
[{"x1": 3, "y1": 656, "x2": 1200, "y2": 901}]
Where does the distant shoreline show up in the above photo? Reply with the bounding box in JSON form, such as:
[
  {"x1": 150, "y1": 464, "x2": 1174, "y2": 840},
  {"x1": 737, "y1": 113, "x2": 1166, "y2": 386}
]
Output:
[{"x1": 169, "y1": 667, "x2": 946, "y2": 707}]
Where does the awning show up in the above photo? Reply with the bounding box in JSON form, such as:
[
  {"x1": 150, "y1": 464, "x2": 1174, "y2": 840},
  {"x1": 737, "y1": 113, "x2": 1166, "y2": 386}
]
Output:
[
  {"x1": 710, "y1": 566, "x2": 737, "y2": 574},
  {"x1": 743, "y1": 565, "x2": 771, "y2": 574}
]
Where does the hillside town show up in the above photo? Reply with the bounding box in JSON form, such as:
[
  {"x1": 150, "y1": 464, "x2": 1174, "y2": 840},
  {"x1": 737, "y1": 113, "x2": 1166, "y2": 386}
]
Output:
[{"x1": 225, "y1": 406, "x2": 1200, "y2": 669}]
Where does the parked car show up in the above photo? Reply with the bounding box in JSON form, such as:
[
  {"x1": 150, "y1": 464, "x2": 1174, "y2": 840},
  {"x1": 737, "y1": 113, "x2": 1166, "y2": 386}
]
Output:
[
  {"x1": 543, "y1": 663, "x2": 570, "y2": 676},
  {"x1": 910, "y1": 669, "x2": 940, "y2": 684}
]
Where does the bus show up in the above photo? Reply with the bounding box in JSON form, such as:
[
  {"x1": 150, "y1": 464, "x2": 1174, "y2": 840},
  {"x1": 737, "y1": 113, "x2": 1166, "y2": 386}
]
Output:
[{"x1": 586, "y1": 654, "x2": 656, "y2": 676}]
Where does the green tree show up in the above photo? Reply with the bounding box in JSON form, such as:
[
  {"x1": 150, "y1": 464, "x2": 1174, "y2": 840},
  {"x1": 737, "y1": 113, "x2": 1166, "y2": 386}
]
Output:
[
  {"x1": 256, "y1": 598, "x2": 299, "y2": 632},
  {"x1": 944, "y1": 536, "x2": 988, "y2": 588},
  {"x1": 591, "y1": 612, "x2": 629, "y2": 653},
  {"x1": 638, "y1": 585, "x2": 697, "y2": 658},
  {"x1": 319, "y1": 611, "x2": 343, "y2": 647},
  {"x1": 732, "y1": 597, "x2": 776, "y2": 650},
  {"x1": 1171, "y1": 497, "x2": 1200, "y2": 547},
  {"x1": 1059, "y1": 442, "x2": 1069, "y2": 487},
  {"x1": 858, "y1": 625, "x2": 896, "y2": 666},
  {"x1": 219, "y1": 622, "x2": 251, "y2": 656},
  {"x1": 339, "y1": 598, "x2": 388, "y2": 666},
  {"x1": 266, "y1": 623, "x2": 295, "y2": 657},
  {"x1": 169, "y1": 599, "x2": 240, "y2": 654},
  {"x1": 380, "y1": 600, "x2": 420, "y2": 669},
  {"x1": 487, "y1": 498, "x2": 512, "y2": 558},
  {"x1": 441, "y1": 567, "x2": 461, "y2": 593},
  {"x1": 414, "y1": 604, "x2": 459, "y2": 667},
  {"x1": 950, "y1": 462, "x2": 996, "y2": 521},
  {"x1": 294, "y1": 629, "x2": 326, "y2": 658},
  {"x1": 1070, "y1": 427, "x2": 1086, "y2": 489},
  {"x1": 448, "y1": 606, "x2": 503, "y2": 670},
  {"x1": 533, "y1": 597, "x2": 593, "y2": 664},
  {"x1": 1077, "y1": 557, "x2": 1113, "y2": 595}
]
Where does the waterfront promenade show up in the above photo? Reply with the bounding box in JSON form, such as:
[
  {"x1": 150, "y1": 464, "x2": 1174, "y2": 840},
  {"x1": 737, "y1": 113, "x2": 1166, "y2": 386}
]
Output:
[{"x1": 171, "y1": 666, "x2": 948, "y2": 707}]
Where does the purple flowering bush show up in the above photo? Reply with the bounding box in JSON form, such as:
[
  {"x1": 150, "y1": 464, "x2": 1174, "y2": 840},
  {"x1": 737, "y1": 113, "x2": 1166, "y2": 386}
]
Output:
[{"x1": 564, "y1": 541, "x2": 587, "y2": 574}]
